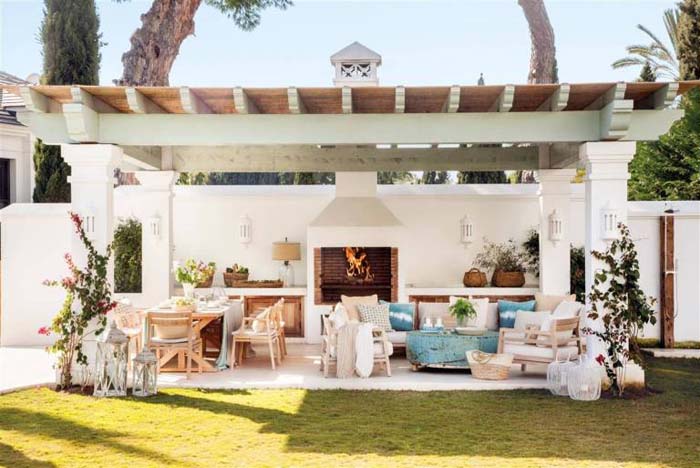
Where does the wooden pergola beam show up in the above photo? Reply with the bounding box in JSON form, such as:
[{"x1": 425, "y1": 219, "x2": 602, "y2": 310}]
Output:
[
  {"x1": 125, "y1": 87, "x2": 165, "y2": 114},
  {"x1": 537, "y1": 84, "x2": 570, "y2": 112},
  {"x1": 233, "y1": 86, "x2": 259, "y2": 114},
  {"x1": 179, "y1": 86, "x2": 212, "y2": 114},
  {"x1": 287, "y1": 87, "x2": 306, "y2": 114},
  {"x1": 490, "y1": 85, "x2": 515, "y2": 112},
  {"x1": 442, "y1": 85, "x2": 460, "y2": 113}
]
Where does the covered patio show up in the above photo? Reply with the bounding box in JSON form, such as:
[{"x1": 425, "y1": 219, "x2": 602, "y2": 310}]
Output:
[{"x1": 2, "y1": 74, "x2": 699, "y2": 387}]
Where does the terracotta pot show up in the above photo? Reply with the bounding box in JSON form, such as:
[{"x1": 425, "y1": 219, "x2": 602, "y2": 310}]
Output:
[
  {"x1": 491, "y1": 270, "x2": 526, "y2": 287},
  {"x1": 463, "y1": 268, "x2": 487, "y2": 287}
]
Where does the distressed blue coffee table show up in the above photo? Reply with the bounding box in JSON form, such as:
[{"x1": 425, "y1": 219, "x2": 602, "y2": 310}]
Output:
[{"x1": 406, "y1": 330, "x2": 499, "y2": 370}]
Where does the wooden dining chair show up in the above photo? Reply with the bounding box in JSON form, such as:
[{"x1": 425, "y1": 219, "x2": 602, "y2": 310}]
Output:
[
  {"x1": 230, "y1": 304, "x2": 283, "y2": 370},
  {"x1": 113, "y1": 302, "x2": 143, "y2": 357},
  {"x1": 146, "y1": 311, "x2": 203, "y2": 379}
]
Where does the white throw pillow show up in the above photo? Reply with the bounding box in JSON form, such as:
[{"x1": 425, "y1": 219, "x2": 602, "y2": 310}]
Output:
[
  {"x1": 513, "y1": 310, "x2": 551, "y2": 341},
  {"x1": 330, "y1": 303, "x2": 349, "y2": 329},
  {"x1": 449, "y1": 296, "x2": 489, "y2": 329},
  {"x1": 553, "y1": 300, "x2": 583, "y2": 318},
  {"x1": 251, "y1": 307, "x2": 271, "y2": 333}
]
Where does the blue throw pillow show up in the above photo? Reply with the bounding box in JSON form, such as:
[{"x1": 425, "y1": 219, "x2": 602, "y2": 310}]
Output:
[
  {"x1": 498, "y1": 299, "x2": 536, "y2": 329},
  {"x1": 380, "y1": 301, "x2": 415, "y2": 331}
]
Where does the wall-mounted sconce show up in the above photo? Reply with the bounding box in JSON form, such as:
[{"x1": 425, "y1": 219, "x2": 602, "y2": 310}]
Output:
[
  {"x1": 82, "y1": 207, "x2": 96, "y2": 240},
  {"x1": 239, "y1": 215, "x2": 252, "y2": 245},
  {"x1": 147, "y1": 215, "x2": 161, "y2": 240},
  {"x1": 601, "y1": 203, "x2": 619, "y2": 242},
  {"x1": 460, "y1": 215, "x2": 474, "y2": 245},
  {"x1": 548, "y1": 209, "x2": 563, "y2": 245}
]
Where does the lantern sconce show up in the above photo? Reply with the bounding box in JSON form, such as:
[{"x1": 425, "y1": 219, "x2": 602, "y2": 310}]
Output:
[
  {"x1": 147, "y1": 215, "x2": 161, "y2": 240},
  {"x1": 601, "y1": 204, "x2": 619, "y2": 242},
  {"x1": 548, "y1": 209, "x2": 563, "y2": 246},
  {"x1": 460, "y1": 215, "x2": 474, "y2": 246},
  {"x1": 82, "y1": 207, "x2": 97, "y2": 240},
  {"x1": 239, "y1": 215, "x2": 252, "y2": 246}
]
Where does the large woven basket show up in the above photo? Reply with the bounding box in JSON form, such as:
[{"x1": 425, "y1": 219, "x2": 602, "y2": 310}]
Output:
[
  {"x1": 466, "y1": 350, "x2": 513, "y2": 380},
  {"x1": 491, "y1": 270, "x2": 525, "y2": 287},
  {"x1": 196, "y1": 276, "x2": 214, "y2": 288},
  {"x1": 223, "y1": 271, "x2": 249, "y2": 287},
  {"x1": 463, "y1": 268, "x2": 487, "y2": 287}
]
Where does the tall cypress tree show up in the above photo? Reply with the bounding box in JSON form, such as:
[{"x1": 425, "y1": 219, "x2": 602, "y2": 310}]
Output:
[
  {"x1": 639, "y1": 61, "x2": 656, "y2": 82},
  {"x1": 33, "y1": 0, "x2": 101, "y2": 202},
  {"x1": 457, "y1": 171, "x2": 508, "y2": 184},
  {"x1": 629, "y1": 1, "x2": 700, "y2": 201}
]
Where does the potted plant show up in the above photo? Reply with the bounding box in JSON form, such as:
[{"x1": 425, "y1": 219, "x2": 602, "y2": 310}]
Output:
[
  {"x1": 175, "y1": 259, "x2": 216, "y2": 296},
  {"x1": 223, "y1": 264, "x2": 249, "y2": 287},
  {"x1": 474, "y1": 239, "x2": 527, "y2": 287},
  {"x1": 449, "y1": 298, "x2": 477, "y2": 327}
]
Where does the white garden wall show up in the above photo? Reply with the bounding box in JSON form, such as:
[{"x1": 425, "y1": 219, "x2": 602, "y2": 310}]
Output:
[{"x1": 2, "y1": 184, "x2": 698, "y2": 346}]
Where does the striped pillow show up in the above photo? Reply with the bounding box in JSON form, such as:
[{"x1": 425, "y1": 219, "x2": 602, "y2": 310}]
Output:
[{"x1": 357, "y1": 303, "x2": 392, "y2": 331}]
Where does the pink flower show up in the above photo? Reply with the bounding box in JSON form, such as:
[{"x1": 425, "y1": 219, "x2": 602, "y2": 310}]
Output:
[
  {"x1": 38, "y1": 326, "x2": 51, "y2": 336},
  {"x1": 595, "y1": 354, "x2": 606, "y2": 365}
]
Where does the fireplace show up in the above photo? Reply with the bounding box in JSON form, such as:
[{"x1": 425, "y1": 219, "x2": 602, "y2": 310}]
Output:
[{"x1": 314, "y1": 247, "x2": 398, "y2": 304}]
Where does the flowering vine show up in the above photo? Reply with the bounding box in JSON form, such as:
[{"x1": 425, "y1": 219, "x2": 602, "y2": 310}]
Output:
[{"x1": 40, "y1": 212, "x2": 117, "y2": 389}]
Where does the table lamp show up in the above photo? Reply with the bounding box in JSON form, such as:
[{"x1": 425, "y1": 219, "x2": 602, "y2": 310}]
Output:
[{"x1": 272, "y1": 238, "x2": 301, "y2": 287}]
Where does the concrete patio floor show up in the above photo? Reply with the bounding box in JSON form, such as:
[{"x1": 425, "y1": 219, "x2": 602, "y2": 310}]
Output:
[{"x1": 0, "y1": 344, "x2": 549, "y2": 394}]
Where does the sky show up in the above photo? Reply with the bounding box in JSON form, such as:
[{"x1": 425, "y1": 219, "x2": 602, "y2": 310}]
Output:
[{"x1": 0, "y1": 0, "x2": 678, "y2": 87}]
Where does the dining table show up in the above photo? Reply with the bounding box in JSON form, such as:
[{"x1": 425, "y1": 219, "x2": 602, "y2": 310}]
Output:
[{"x1": 144, "y1": 300, "x2": 243, "y2": 373}]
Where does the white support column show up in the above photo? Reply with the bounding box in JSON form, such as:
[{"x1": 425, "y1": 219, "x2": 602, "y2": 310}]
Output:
[
  {"x1": 62, "y1": 144, "x2": 123, "y2": 269},
  {"x1": 135, "y1": 171, "x2": 177, "y2": 305},
  {"x1": 538, "y1": 169, "x2": 576, "y2": 295},
  {"x1": 580, "y1": 141, "x2": 636, "y2": 357}
]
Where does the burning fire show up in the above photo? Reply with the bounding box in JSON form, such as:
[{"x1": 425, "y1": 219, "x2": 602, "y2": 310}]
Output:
[{"x1": 345, "y1": 247, "x2": 374, "y2": 281}]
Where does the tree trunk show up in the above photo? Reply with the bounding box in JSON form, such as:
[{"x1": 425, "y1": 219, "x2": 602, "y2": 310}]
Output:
[
  {"x1": 518, "y1": 0, "x2": 556, "y2": 84},
  {"x1": 117, "y1": 0, "x2": 202, "y2": 86}
]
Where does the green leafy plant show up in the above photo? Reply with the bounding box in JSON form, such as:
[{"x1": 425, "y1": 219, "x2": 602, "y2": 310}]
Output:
[
  {"x1": 175, "y1": 259, "x2": 216, "y2": 285},
  {"x1": 113, "y1": 218, "x2": 142, "y2": 293},
  {"x1": 570, "y1": 245, "x2": 586, "y2": 302},
  {"x1": 584, "y1": 223, "x2": 657, "y2": 397},
  {"x1": 39, "y1": 212, "x2": 117, "y2": 390},
  {"x1": 449, "y1": 299, "x2": 477, "y2": 326},
  {"x1": 474, "y1": 238, "x2": 526, "y2": 273},
  {"x1": 226, "y1": 264, "x2": 249, "y2": 274},
  {"x1": 522, "y1": 228, "x2": 540, "y2": 277}
]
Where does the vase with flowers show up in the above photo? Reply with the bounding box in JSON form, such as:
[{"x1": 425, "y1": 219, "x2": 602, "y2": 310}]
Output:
[{"x1": 175, "y1": 259, "x2": 216, "y2": 297}]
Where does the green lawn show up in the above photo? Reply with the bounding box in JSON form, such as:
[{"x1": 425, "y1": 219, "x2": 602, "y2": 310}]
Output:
[{"x1": 1, "y1": 357, "x2": 699, "y2": 468}]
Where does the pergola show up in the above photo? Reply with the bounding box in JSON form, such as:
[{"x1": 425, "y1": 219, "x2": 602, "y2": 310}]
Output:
[{"x1": 3, "y1": 80, "x2": 699, "y2": 341}]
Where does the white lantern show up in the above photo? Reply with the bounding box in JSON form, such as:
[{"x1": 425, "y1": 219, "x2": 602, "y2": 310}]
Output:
[
  {"x1": 567, "y1": 355, "x2": 602, "y2": 401},
  {"x1": 82, "y1": 207, "x2": 97, "y2": 240},
  {"x1": 93, "y1": 321, "x2": 129, "y2": 397},
  {"x1": 601, "y1": 204, "x2": 619, "y2": 242},
  {"x1": 548, "y1": 209, "x2": 563, "y2": 245},
  {"x1": 460, "y1": 215, "x2": 474, "y2": 245},
  {"x1": 132, "y1": 347, "x2": 158, "y2": 397},
  {"x1": 147, "y1": 215, "x2": 161, "y2": 240},
  {"x1": 547, "y1": 352, "x2": 576, "y2": 396},
  {"x1": 239, "y1": 215, "x2": 252, "y2": 245}
]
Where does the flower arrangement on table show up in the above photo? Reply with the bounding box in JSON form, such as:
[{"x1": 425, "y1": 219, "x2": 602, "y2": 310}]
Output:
[
  {"x1": 449, "y1": 298, "x2": 477, "y2": 328},
  {"x1": 175, "y1": 259, "x2": 216, "y2": 295},
  {"x1": 173, "y1": 297, "x2": 197, "y2": 313}
]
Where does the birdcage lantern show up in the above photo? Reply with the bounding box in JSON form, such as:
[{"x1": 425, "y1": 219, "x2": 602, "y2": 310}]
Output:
[
  {"x1": 93, "y1": 321, "x2": 129, "y2": 397},
  {"x1": 132, "y1": 347, "x2": 158, "y2": 397},
  {"x1": 548, "y1": 209, "x2": 563, "y2": 245},
  {"x1": 601, "y1": 204, "x2": 619, "y2": 242},
  {"x1": 547, "y1": 351, "x2": 576, "y2": 396},
  {"x1": 239, "y1": 215, "x2": 252, "y2": 245},
  {"x1": 460, "y1": 215, "x2": 474, "y2": 245},
  {"x1": 567, "y1": 355, "x2": 602, "y2": 401}
]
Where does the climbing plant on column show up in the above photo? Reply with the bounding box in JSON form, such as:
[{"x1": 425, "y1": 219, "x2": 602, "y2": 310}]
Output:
[{"x1": 585, "y1": 223, "x2": 657, "y2": 397}]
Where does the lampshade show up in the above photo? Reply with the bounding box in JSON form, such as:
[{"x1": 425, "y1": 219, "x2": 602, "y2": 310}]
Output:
[{"x1": 272, "y1": 241, "x2": 301, "y2": 261}]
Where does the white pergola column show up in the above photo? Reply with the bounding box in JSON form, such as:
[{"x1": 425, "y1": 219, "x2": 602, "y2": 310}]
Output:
[
  {"x1": 580, "y1": 141, "x2": 636, "y2": 358},
  {"x1": 538, "y1": 169, "x2": 576, "y2": 295},
  {"x1": 135, "y1": 171, "x2": 177, "y2": 305},
  {"x1": 62, "y1": 144, "x2": 123, "y2": 269}
]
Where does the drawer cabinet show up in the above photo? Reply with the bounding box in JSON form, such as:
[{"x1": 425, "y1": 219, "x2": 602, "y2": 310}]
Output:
[{"x1": 243, "y1": 295, "x2": 304, "y2": 337}]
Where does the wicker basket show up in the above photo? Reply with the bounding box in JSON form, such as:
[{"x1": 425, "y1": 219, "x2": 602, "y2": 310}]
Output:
[
  {"x1": 223, "y1": 271, "x2": 249, "y2": 287},
  {"x1": 196, "y1": 276, "x2": 214, "y2": 288},
  {"x1": 230, "y1": 280, "x2": 283, "y2": 288},
  {"x1": 463, "y1": 268, "x2": 487, "y2": 287},
  {"x1": 491, "y1": 270, "x2": 526, "y2": 287},
  {"x1": 466, "y1": 350, "x2": 513, "y2": 380}
]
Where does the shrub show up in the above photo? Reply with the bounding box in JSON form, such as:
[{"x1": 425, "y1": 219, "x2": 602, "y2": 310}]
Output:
[{"x1": 113, "y1": 218, "x2": 142, "y2": 293}]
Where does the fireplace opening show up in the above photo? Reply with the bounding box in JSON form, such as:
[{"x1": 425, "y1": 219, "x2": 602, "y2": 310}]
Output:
[{"x1": 315, "y1": 247, "x2": 397, "y2": 304}]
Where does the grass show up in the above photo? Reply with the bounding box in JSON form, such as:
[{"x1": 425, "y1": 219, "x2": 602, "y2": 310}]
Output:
[
  {"x1": 636, "y1": 338, "x2": 700, "y2": 349},
  {"x1": 1, "y1": 357, "x2": 699, "y2": 468}
]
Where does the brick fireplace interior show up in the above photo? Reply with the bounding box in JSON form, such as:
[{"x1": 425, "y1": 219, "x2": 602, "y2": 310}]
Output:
[{"x1": 314, "y1": 247, "x2": 398, "y2": 305}]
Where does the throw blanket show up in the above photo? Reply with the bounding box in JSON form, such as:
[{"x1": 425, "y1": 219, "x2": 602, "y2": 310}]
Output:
[{"x1": 336, "y1": 322, "x2": 374, "y2": 378}]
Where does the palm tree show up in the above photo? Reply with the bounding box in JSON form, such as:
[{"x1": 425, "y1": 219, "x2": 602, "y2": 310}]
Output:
[{"x1": 612, "y1": 8, "x2": 680, "y2": 80}]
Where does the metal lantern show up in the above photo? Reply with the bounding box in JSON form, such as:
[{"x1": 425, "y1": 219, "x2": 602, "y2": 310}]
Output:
[
  {"x1": 460, "y1": 215, "x2": 474, "y2": 245},
  {"x1": 548, "y1": 209, "x2": 563, "y2": 245},
  {"x1": 567, "y1": 355, "x2": 602, "y2": 401},
  {"x1": 601, "y1": 203, "x2": 619, "y2": 242},
  {"x1": 93, "y1": 321, "x2": 129, "y2": 397},
  {"x1": 132, "y1": 347, "x2": 158, "y2": 397},
  {"x1": 547, "y1": 353, "x2": 576, "y2": 396}
]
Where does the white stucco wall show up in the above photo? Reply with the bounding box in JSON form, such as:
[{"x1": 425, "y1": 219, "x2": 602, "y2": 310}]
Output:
[{"x1": 0, "y1": 124, "x2": 33, "y2": 204}]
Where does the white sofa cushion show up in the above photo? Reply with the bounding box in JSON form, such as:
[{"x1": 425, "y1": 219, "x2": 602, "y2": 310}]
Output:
[
  {"x1": 553, "y1": 300, "x2": 583, "y2": 318},
  {"x1": 504, "y1": 343, "x2": 579, "y2": 360},
  {"x1": 386, "y1": 331, "x2": 407, "y2": 344}
]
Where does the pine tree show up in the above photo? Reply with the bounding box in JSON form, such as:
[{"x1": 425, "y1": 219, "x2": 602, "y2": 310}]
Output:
[
  {"x1": 33, "y1": 0, "x2": 101, "y2": 202},
  {"x1": 639, "y1": 62, "x2": 656, "y2": 82},
  {"x1": 629, "y1": 0, "x2": 700, "y2": 201}
]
